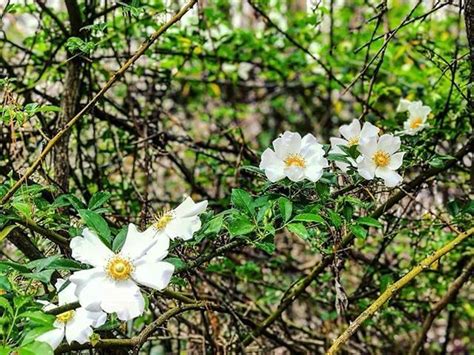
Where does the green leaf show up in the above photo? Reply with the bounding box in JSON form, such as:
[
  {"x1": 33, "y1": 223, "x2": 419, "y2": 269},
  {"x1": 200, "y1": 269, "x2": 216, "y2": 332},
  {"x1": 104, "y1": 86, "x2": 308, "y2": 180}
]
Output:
[
  {"x1": 231, "y1": 189, "x2": 254, "y2": 215},
  {"x1": 0, "y1": 275, "x2": 11, "y2": 291},
  {"x1": 328, "y1": 210, "x2": 342, "y2": 228},
  {"x1": 18, "y1": 311, "x2": 55, "y2": 325},
  {"x1": 23, "y1": 269, "x2": 55, "y2": 283},
  {"x1": 357, "y1": 216, "x2": 382, "y2": 228},
  {"x1": 112, "y1": 226, "x2": 128, "y2": 252},
  {"x1": 293, "y1": 213, "x2": 325, "y2": 224},
  {"x1": 18, "y1": 341, "x2": 53, "y2": 355},
  {"x1": 0, "y1": 297, "x2": 13, "y2": 316},
  {"x1": 278, "y1": 197, "x2": 292, "y2": 222},
  {"x1": 88, "y1": 192, "x2": 111, "y2": 210},
  {"x1": 350, "y1": 224, "x2": 368, "y2": 239},
  {"x1": 327, "y1": 153, "x2": 351, "y2": 164},
  {"x1": 227, "y1": 215, "x2": 255, "y2": 237},
  {"x1": 205, "y1": 215, "x2": 224, "y2": 235},
  {"x1": 255, "y1": 241, "x2": 275, "y2": 254},
  {"x1": 78, "y1": 209, "x2": 111, "y2": 244},
  {"x1": 287, "y1": 223, "x2": 309, "y2": 239}
]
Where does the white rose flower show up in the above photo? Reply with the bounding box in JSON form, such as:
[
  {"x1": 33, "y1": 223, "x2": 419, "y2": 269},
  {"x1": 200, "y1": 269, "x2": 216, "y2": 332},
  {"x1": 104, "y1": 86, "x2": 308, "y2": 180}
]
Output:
[
  {"x1": 147, "y1": 197, "x2": 208, "y2": 241},
  {"x1": 329, "y1": 119, "x2": 379, "y2": 172},
  {"x1": 357, "y1": 134, "x2": 405, "y2": 187},
  {"x1": 37, "y1": 279, "x2": 106, "y2": 350},
  {"x1": 69, "y1": 225, "x2": 174, "y2": 321},
  {"x1": 403, "y1": 101, "x2": 431, "y2": 135},
  {"x1": 259, "y1": 131, "x2": 328, "y2": 183}
]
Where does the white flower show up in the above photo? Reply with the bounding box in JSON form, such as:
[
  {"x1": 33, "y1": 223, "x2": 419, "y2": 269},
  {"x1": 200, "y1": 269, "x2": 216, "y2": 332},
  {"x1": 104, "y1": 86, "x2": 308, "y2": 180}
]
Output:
[
  {"x1": 147, "y1": 197, "x2": 208, "y2": 241},
  {"x1": 37, "y1": 279, "x2": 106, "y2": 350},
  {"x1": 357, "y1": 134, "x2": 405, "y2": 187},
  {"x1": 396, "y1": 98, "x2": 412, "y2": 112},
  {"x1": 69, "y1": 225, "x2": 174, "y2": 321},
  {"x1": 403, "y1": 101, "x2": 431, "y2": 135},
  {"x1": 329, "y1": 119, "x2": 379, "y2": 172},
  {"x1": 259, "y1": 131, "x2": 328, "y2": 183}
]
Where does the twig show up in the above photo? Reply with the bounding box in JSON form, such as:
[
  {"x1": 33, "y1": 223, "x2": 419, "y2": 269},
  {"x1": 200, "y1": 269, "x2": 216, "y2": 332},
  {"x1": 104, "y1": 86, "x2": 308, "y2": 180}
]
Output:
[
  {"x1": 408, "y1": 259, "x2": 474, "y2": 355},
  {"x1": 0, "y1": 0, "x2": 198, "y2": 206},
  {"x1": 326, "y1": 228, "x2": 474, "y2": 355}
]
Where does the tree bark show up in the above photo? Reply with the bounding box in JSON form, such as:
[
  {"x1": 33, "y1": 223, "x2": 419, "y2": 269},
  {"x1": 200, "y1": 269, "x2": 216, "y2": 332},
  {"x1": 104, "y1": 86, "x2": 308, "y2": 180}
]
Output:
[{"x1": 54, "y1": 0, "x2": 83, "y2": 192}]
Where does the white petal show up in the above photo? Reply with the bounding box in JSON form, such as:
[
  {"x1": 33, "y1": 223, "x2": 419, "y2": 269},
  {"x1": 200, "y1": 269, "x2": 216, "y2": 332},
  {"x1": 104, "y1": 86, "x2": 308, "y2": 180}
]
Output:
[
  {"x1": 272, "y1": 131, "x2": 301, "y2": 159},
  {"x1": 259, "y1": 149, "x2": 285, "y2": 182},
  {"x1": 388, "y1": 152, "x2": 405, "y2": 170},
  {"x1": 396, "y1": 98, "x2": 411, "y2": 112},
  {"x1": 339, "y1": 119, "x2": 361, "y2": 140},
  {"x1": 120, "y1": 224, "x2": 157, "y2": 261},
  {"x1": 335, "y1": 161, "x2": 351, "y2": 172},
  {"x1": 37, "y1": 327, "x2": 65, "y2": 350},
  {"x1": 56, "y1": 279, "x2": 78, "y2": 306},
  {"x1": 330, "y1": 137, "x2": 348, "y2": 151},
  {"x1": 133, "y1": 260, "x2": 174, "y2": 290},
  {"x1": 70, "y1": 269, "x2": 108, "y2": 312},
  {"x1": 164, "y1": 216, "x2": 200, "y2": 240},
  {"x1": 65, "y1": 308, "x2": 94, "y2": 345},
  {"x1": 357, "y1": 157, "x2": 376, "y2": 180},
  {"x1": 301, "y1": 139, "x2": 324, "y2": 160},
  {"x1": 358, "y1": 136, "x2": 378, "y2": 157},
  {"x1": 304, "y1": 167, "x2": 323, "y2": 182},
  {"x1": 360, "y1": 121, "x2": 379, "y2": 142},
  {"x1": 377, "y1": 134, "x2": 400, "y2": 154},
  {"x1": 100, "y1": 280, "x2": 144, "y2": 321},
  {"x1": 300, "y1": 133, "x2": 318, "y2": 147},
  {"x1": 70, "y1": 228, "x2": 113, "y2": 267},
  {"x1": 174, "y1": 197, "x2": 208, "y2": 218},
  {"x1": 375, "y1": 168, "x2": 402, "y2": 187},
  {"x1": 284, "y1": 166, "x2": 305, "y2": 182},
  {"x1": 140, "y1": 234, "x2": 170, "y2": 262}
]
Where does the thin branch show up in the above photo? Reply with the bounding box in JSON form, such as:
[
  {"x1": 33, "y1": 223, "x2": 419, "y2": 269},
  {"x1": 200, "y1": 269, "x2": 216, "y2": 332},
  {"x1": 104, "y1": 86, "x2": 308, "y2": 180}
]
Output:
[
  {"x1": 326, "y1": 227, "x2": 474, "y2": 355},
  {"x1": 0, "y1": 0, "x2": 198, "y2": 206},
  {"x1": 408, "y1": 259, "x2": 474, "y2": 355}
]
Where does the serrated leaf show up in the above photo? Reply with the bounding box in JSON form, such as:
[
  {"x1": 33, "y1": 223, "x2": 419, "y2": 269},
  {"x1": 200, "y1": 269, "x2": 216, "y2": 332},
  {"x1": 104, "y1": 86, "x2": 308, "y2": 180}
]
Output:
[
  {"x1": 278, "y1": 197, "x2": 292, "y2": 222},
  {"x1": 78, "y1": 209, "x2": 111, "y2": 244},
  {"x1": 231, "y1": 189, "x2": 254, "y2": 215},
  {"x1": 293, "y1": 213, "x2": 325, "y2": 224},
  {"x1": 88, "y1": 192, "x2": 111, "y2": 210},
  {"x1": 350, "y1": 224, "x2": 367, "y2": 239},
  {"x1": 357, "y1": 216, "x2": 382, "y2": 228},
  {"x1": 287, "y1": 223, "x2": 309, "y2": 239},
  {"x1": 227, "y1": 215, "x2": 255, "y2": 237}
]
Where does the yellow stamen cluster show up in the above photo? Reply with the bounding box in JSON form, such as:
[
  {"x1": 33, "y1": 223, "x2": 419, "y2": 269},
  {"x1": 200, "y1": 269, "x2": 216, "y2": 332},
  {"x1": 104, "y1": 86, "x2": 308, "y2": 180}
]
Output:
[
  {"x1": 347, "y1": 136, "x2": 359, "y2": 146},
  {"x1": 409, "y1": 117, "x2": 423, "y2": 129},
  {"x1": 154, "y1": 211, "x2": 174, "y2": 230},
  {"x1": 372, "y1": 150, "x2": 390, "y2": 168},
  {"x1": 284, "y1": 154, "x2": 306, "y2": 168},
  {"x1": 106, "y1": 255, "x2": 133, "y2": 281},
  {"x1": 56, "y1": 310, "x2": 75, "y2": 324}
]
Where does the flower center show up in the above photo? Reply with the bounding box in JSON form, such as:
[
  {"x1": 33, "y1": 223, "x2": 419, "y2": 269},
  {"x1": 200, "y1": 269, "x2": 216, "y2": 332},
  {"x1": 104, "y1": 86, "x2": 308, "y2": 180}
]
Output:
[
  {"x1": 284, "y1": 154, "x2": 306, "y2": 168},
  {"x1": 56, "y1": 310, "x2": 75, "y2": 324},
  {"x1": 372, "y1": 150, "x2": 390, "y2": 168},
  {"x1": 154, "y1": 211, "x2": 174, "y2": 230},
  {"x1": 347, "y1": 136, "x2": 359, "y2": 146},
  {"x1": 106, "y1": 255, "x2": 134, "y2": 281},
  {"x1": 409, "y1": 117, "x2": 423, "y2": 129}
]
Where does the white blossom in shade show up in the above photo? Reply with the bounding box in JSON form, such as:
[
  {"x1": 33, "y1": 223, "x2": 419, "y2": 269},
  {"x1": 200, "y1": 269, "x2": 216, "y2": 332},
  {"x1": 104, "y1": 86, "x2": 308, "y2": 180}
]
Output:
[
  {"x1": 146, "y1": 197, "x2": 208, "y2": 241},
  {"x1": 69, "y1": 225, "x2": 174, "y2": 321},
  {"x1": 396, "y1": 98, "x2": 412, "y2": 112},
  {"x1": 36, "y1": 279, "x2": 106, "y2": 350},
  {"x1": 329, "y1": 119, "x2": 380, "y2": 172},
  {"x1": 403, "y1": 101, "x2": 431, "y2": 135},
  {"x1": 356, "y1": 134, "x2": 405, "y2": 187},
  {"x1": 259, "y1": 131, "x2": 328, "y2": 183}
]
